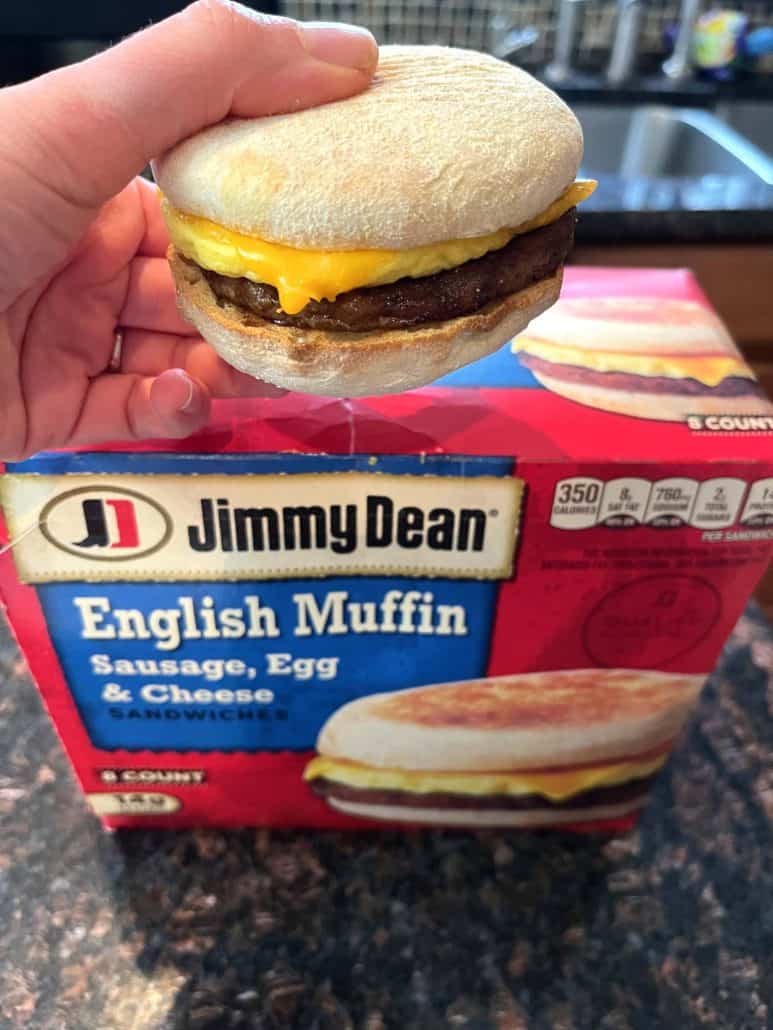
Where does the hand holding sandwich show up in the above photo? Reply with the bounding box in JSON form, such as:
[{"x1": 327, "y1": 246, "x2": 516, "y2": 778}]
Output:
[{"x1": 0, "y1": 0, "x2": 377, "y2": 460}]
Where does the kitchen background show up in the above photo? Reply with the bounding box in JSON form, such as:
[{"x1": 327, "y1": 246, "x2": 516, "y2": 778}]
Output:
[
  {"x1": 2, "y1": 0, "x2": 773, "y2": 69},
  {"x1": 1, "y1": 0, "x2": 772, "y2": 613}
]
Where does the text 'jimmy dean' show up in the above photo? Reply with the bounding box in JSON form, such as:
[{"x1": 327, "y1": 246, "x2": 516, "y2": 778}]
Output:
[{"x1": 0, "y1": 473, "x2": 523, "y2": 583}]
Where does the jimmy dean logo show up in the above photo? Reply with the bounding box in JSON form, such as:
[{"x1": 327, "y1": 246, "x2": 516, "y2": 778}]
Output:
[
  {"x1": 187, "y1": 495, "x2": 489, "y2": 555},
  {"x1": 39, "y1": 486, "x2": 172, "y2": 561},
  {"x1": 77, "y1": 497, "x2": 139, "y2": 549},
  {"x1": 0, "y1": 473, "x2": 523, "y2": 583}
]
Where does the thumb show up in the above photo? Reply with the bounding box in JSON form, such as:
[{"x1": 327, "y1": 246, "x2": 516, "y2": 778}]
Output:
[{"x1": 4, "y1": 1, "x2": 376, "y2": 218}]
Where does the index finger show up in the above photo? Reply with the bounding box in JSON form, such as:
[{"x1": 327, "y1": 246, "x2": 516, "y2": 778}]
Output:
[
  {"x1": 120, "y1": 255, "x2": 199, "y2": 335},
  {"x1": 120, "y1": 328, "x2": 287, "y2": 398}
]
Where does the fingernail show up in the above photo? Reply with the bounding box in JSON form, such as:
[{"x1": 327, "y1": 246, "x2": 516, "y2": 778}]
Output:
[
  {"x1": 300, "y1": 22, "x2": 377, "y2": 72},
  {"x1": 152, "y1": 369, "x2": 197, "y2": 414}
]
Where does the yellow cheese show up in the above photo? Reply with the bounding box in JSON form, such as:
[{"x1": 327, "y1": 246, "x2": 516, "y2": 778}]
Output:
[
  {"x1": 303, "y1": 752, "x2": 667, "y2": 803},
  {"x1": 162, "y1": 180, "x2": 596, "y2": 315},
  {"x1": 514, "y1": 336, "x2": 755, "y2": 387}
]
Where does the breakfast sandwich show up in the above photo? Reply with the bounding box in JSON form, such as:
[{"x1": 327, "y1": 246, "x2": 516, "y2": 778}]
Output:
[
  {"x1": 154, "y1": 45, "x2": 595, "y2": 396},
  {"x1": 304, "y1": 669, "x2": 705, "y2": 827},
  {"x1": 513, "y1": 297, "x2": 770, "y2": 421}
]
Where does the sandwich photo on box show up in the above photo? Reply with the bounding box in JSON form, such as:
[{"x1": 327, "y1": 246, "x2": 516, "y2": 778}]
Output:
[
  {"x1": 154, "y1": 45, "x2": 595, "y2": 396},
  {"x1": 304, "y1": 670, "x2": 705, "y2": 828},
  {"x1": 513, "y1": 297, "x2": 772, "y2": 422}
]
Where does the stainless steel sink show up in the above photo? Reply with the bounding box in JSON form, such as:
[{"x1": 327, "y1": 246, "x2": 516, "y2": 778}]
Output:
[
  {"x1": 574, "y1": 104, "x2": 773, "y2": 183},
  {"x1": 573, "y1": 103, "x2": 773, "y2": 213},
  {"x1": 715, "y1": 101, "x2": 773, "y2": 157}
]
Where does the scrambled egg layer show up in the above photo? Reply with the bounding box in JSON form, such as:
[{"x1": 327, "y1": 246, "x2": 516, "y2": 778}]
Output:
[
  {"x1": 304, "y1": 752, "x2": 667, "y2": 803},
  {"x1": 513, "y1": 336, "x2": 755, "y2": 387},
  {"x1": 162, "y1": 180, "x2": 597, "y2": 314}
]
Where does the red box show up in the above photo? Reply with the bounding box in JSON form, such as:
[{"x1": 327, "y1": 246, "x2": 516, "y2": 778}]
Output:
[{"x1": 1, "y1": 268, "x2": 771, "y2": 831}]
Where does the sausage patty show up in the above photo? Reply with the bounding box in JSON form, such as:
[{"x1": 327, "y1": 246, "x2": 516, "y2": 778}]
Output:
[
  {"x1": 196, "y1": 208, "x2": 576, "y2": 333},
  {"x1": 310, "y1": 771, "x2": 655, "y2": 812}
]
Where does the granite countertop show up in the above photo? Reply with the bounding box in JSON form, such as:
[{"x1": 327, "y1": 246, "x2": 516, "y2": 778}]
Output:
[{"x1": 1, "y1": 608, "x2": 772, "y2": 1030}]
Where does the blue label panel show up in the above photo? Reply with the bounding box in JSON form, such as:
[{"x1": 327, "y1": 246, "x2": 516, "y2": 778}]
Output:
[
  {"x1": 37, "y1": 579, "x2": 497, "y2": 752},
  {"x1": 435, "y1": 343, "x2": 541, "y2": 390},
  {"x1": 8, "y1": 451, "x2": 514, "y2": 477},
  {"x1": 24, "y1": 451, "x2": 514, "y2": 752}
]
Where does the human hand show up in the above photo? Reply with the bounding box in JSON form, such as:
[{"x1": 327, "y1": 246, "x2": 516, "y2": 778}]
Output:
[{"x1": 0, "y1": 0, "x2": 377, "y2": 460}]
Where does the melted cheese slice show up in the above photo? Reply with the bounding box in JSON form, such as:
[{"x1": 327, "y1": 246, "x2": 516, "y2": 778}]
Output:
[
  {"x1": 304, "y1": 752, "x2": 667, "y2": 803},
  {"x1": 162, "y1": 180, "x2": 596, "y2": 314},
  {"x1": 514, "y1": 336, "x2": 755, "y2": 387}
]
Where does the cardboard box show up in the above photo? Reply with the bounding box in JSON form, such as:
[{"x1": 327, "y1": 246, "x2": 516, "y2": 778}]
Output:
[{"x1": 1, "y1": 268, "x2": 772, "y2": 830}]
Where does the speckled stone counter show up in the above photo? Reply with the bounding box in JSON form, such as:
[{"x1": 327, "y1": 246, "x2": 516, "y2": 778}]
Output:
[{"x1": 1, "y1": 606, "x2": 772, "y2": 1030}]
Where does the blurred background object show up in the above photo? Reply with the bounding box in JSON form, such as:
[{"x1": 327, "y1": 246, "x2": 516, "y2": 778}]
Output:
[
  {"x1": 1, "y1": 1, "x2": 772, "y2": 79},
  {"x1": 544, "y1": 0, "x2": 588, "y2": 82},
  {"x1": 607, "y1": 0, "x2": 645, "y2": 83}
]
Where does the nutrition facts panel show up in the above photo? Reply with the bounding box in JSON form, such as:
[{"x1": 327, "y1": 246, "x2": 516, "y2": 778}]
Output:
[
  {"x1": 741, "y1": 478, "x2": 773, "y2": 527},
  {"x1": 550, "y1": 476, "x2": 773, "y2": 530}
]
